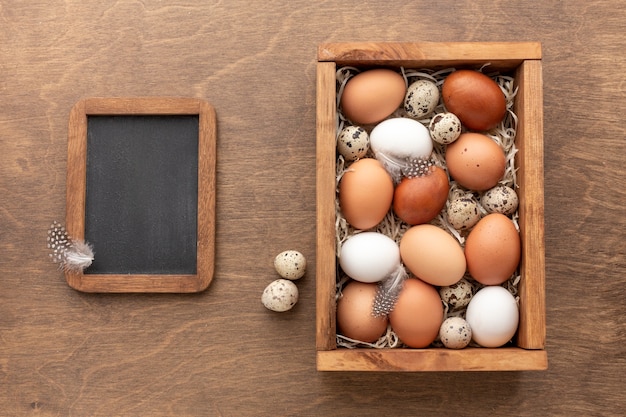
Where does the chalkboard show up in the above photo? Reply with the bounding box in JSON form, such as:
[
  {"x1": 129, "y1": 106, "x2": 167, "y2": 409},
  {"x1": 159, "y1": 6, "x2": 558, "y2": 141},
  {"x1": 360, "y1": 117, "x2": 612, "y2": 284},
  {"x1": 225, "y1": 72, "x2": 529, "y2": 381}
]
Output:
[
  {"x1": 65, "y1": 98, "x2": 216, "y2": 293},
  {"x1": 85, "y1": 115, "x2": 199, "y2": 275}
]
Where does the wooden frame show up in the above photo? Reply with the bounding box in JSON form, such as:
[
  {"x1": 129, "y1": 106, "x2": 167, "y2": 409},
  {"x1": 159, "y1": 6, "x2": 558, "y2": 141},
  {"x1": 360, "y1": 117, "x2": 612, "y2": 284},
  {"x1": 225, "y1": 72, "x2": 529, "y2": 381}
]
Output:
[
  {"x1": 66, "y1": 97, "x2": 216, "y2": 293},
  {"x1": 316, "y1": 42, "x2": 547, "y2": 371}
]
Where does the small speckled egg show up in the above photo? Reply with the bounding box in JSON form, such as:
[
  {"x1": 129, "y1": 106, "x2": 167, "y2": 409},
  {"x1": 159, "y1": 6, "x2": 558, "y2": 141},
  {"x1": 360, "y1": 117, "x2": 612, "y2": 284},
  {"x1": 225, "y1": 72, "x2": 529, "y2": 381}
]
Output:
[
  {"x1": 439, "y1": 277, "x2": 474, "y2": 310},
  {"x1": 429, "y1": 112, "x2": 462, "y2": 145},
  {"x1": 404, "y1": 80, "x2": 439, "y2": 118},
  {"x1": 262, "y1": 279, "x2": 299, "y2": 312},
  {"x1": 337, "y1": 125, "x2": 369, "y2": 161},
  {"x1": 481, "y1": 185, "x2": 519, "y2": 215},
  {"x1": 274, "y1": 250, "x2": 306, "y2": 280},
  {"x1": 439, "y1": 317, "x2": 472, "y2": 349},
  {"x1": 446, "y1": 196, "x2": 481, "y2": 230}
]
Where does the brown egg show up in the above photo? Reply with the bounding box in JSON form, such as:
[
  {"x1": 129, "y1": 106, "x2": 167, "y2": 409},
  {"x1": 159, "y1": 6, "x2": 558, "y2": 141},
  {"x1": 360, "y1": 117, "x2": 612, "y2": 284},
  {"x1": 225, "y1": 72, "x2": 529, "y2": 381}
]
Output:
[
  {"x1": 389, "y1": 278, "x2": 443, "y2": 348},
  {"x1": 340, "y1": 69, "x2": 406, "y2": 125},
  {"x1": 337, "y1": 280, "x2": 389, "y2": 343},
  {"x1": 339, "y1": 158, "x2": 394, "y2": 230},
  {"x1": 445, "y1": 132, "x2": 506, "y2": 191},
  {"x1": 399, "y1": 224, "x2": 466, "y2": 287},
  {"x1": 393, "y1": 166, "x2": 449, "y2": 225},
  {"x1": 465, "y1": 213, "x2": 521, "y2": 285},
  {"x1": 442, "y1": 69, "x2": 507, "y2": 131}
]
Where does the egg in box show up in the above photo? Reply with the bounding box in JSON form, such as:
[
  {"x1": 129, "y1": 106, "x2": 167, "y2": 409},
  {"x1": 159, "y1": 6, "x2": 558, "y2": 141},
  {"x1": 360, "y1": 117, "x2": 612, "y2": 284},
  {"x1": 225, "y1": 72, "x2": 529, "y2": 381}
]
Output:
[
  {"x1": 334, "y1": 58, "x2": 525, "y2": 352},
  {"x1": 340, "y1": 68, "x2": 406, "y2": 125}
]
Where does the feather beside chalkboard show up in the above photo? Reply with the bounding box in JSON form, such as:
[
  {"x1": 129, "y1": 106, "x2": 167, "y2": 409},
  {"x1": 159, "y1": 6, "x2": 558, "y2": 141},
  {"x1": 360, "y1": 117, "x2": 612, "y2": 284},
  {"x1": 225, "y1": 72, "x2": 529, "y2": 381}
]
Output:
[{"x1": 47, "y1": 221, "x2": 94, "y2": 273}]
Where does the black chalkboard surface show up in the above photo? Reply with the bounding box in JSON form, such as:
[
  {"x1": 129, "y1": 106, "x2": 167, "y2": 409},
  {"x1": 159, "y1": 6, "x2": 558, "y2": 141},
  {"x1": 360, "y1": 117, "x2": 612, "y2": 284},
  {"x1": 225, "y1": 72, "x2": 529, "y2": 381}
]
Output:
[
  {"x1": 66, "y1": 98, "x2": 216, "y2": 293},
  {"x1": 85, "y1": 115, "x2": 199, "y2": 275}
]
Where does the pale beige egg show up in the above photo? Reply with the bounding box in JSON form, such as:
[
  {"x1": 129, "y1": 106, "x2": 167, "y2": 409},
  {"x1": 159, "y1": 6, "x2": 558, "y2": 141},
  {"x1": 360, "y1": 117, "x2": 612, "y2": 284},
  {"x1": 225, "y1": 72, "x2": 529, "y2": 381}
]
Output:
[
  {"x1": 340, "y1": 69, "x2": 406, "y2": 125},
  {"x1": 337, "y1": 280, "x2": 389, "y2": 343},
  {"x1": 399, "y1": 224, "x2": 466, "y2": 287}
]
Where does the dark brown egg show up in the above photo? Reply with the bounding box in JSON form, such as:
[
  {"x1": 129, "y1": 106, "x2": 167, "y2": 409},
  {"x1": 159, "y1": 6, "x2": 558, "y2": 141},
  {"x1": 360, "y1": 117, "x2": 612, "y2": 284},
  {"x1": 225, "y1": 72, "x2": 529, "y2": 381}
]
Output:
[
  {"x1": 392, "y1": 166, "x2": 449, "y2": 225},
  {"x1": 442, "y1": 70, "x2": 507, "y2": 131}
]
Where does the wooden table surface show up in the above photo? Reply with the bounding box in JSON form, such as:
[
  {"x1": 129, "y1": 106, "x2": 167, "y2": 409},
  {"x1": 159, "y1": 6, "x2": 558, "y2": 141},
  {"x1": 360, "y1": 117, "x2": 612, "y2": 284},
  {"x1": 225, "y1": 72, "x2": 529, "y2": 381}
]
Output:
[{"x1": 1, "y1": 1, "x2": 624, "y2": 416}]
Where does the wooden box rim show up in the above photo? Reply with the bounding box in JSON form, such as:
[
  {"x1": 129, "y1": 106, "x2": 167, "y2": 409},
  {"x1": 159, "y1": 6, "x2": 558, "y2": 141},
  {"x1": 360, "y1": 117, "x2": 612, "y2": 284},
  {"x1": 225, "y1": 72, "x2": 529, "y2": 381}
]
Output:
[
  {"x1": 316, "y1": 42, "x2": 546, "y2": 371},
  {"x1": 65, "y1": 97, "x2": 216, "y2": 293}
]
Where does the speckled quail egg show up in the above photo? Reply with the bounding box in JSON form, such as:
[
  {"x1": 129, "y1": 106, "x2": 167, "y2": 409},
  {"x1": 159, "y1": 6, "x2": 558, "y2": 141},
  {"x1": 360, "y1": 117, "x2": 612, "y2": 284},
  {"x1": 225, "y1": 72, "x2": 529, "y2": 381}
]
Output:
[
  {"x1": 439, "y1": 317, "x2": 472, "y2": 349},
  {"x1": 337, "y1": 125, "x2": 369, "y2": 161},
  {"x1": 404, "y1": 79, "x2": 439, "y2": 118},
  {"x1": 439, "y1": 277, "x2": 474, "y2": 310},
  {"x1": 481, "y1": 185, "x2": 519, "y2": 215},
  {"x1": 446, "y1": 196, "x2": 481, "y2": 230},
  {"x1": 262, "y1": 279, "x2": 299, "y2": 312},
  {"x1": 428, "y1": 112, "x2": 462, "y2": 145},
  {"x1": 274, "y1": 250, "x2": 306, "y2": 280}
]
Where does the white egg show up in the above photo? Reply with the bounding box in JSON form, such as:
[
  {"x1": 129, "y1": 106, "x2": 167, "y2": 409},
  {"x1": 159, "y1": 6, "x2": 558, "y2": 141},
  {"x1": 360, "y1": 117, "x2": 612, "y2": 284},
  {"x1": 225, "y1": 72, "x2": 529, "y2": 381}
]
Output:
[
  {"x1": 262, "y1": 279, "x2": 299, "y2": 312},
  {"x1": 339, "y1": 232, "x2": 400, "y2": 283},
  {"x1": 337, "y1": 125, "x2": 369, "y2": 161},
  {"x1": 274, "y1": 250, "x2": 306, "y2": 280},
  {"x1": 439, "y1": 317, "x2": 472, "y2": 349},
  {"x1": 428, "y1": 112, "x2": 462, "y2": 145},
  {"x1": 404, "y1": 80, "x2": 439, "y2": 118},
  {"x1": 370, "y1": 117, "x2": 433, "y2": 181},
  {"x1": 481, "y1": 185, "x2": 519, "y2": 215},
  {"x1": 466, "y1": 286, "x2": 519, "y2": 347},
  {"x1": 446, "y1": 196, "x2": 481, "y2": 230}
]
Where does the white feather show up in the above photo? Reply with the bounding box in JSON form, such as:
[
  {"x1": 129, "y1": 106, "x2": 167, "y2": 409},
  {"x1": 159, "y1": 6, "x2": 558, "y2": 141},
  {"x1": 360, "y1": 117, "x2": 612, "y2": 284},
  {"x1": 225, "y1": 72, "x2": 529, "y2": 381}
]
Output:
[{"x1": 63, "y1": 240, "x2": 94, "y2": 273}]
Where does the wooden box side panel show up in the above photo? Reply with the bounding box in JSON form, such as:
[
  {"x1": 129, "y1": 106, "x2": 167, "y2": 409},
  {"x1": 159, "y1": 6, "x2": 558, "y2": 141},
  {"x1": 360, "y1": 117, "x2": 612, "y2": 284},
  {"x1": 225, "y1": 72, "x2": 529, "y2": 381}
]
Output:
[
  {"x1": 316, "y1": 62, "x2": 339, "y2": 350},
  {"x1": 514, "y1": 60, "x2": 547, "y2": 349},
  {"x1": 318, "y1": 42, "x2": 542, "y2": 71},
  {"x1": 317, "y1": 348, "x2": 548, "y2": 372}
]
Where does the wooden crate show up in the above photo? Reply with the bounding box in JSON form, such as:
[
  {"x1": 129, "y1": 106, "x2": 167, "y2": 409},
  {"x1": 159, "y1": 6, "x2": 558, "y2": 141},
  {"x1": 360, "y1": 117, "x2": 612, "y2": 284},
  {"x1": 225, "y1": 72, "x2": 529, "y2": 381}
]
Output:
[{"x1": 316, "y1": 42, "x2": 547, "y2": 371}]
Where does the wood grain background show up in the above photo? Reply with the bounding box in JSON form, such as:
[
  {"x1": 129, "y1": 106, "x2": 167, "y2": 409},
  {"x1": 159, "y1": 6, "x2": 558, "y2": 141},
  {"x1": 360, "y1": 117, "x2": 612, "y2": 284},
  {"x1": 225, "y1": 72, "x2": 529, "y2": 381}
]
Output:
[{"x1": 1, "y1": 0, "x2": 624, "y2": 416}]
